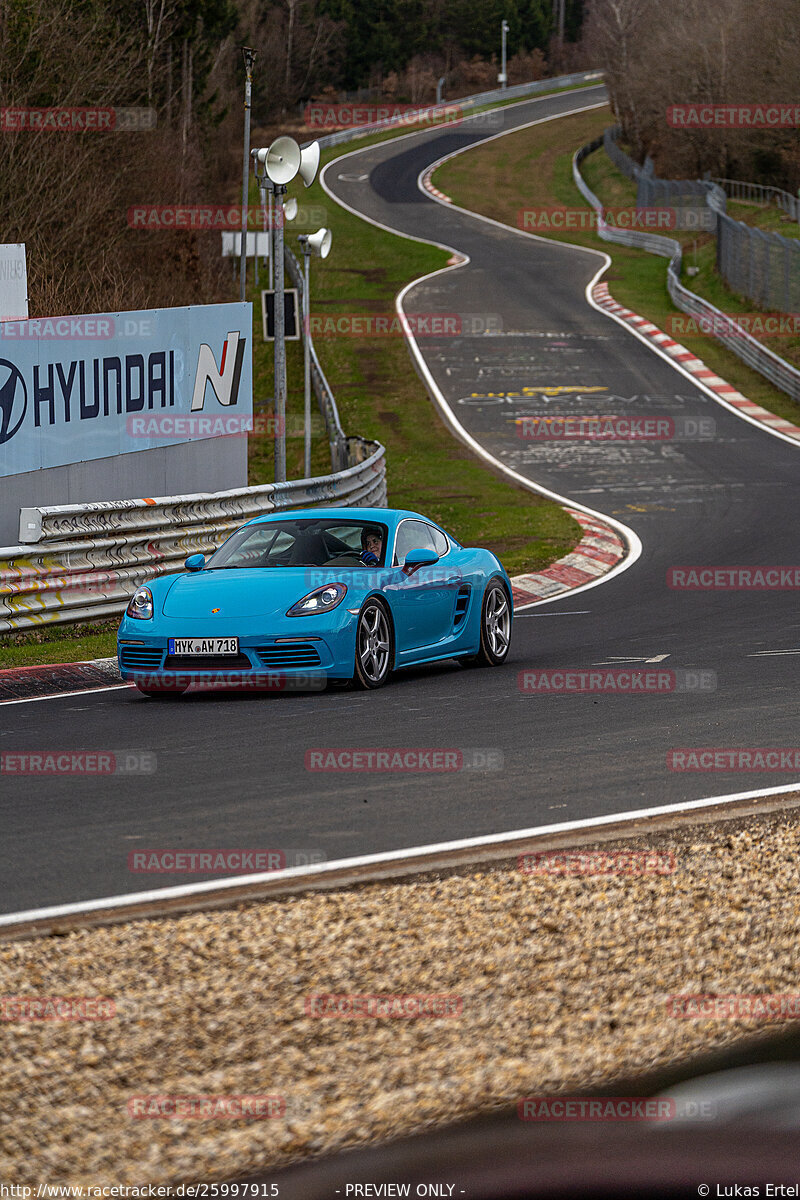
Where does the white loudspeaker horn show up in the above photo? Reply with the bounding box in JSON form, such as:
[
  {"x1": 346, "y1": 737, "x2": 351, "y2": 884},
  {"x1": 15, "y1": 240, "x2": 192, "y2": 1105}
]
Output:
[
  {"x1": 298, "y1": 140, "x2": 321, "y2": 188},
  {"x1": 283, "y1": 196, "x2": 298, "y2": 221},
  {"x1": 308, "y1": 227, "x2": 332, "y2": 258},
  {"x1": 264, "y1": 136, "x2": 301, "y2": 185}
]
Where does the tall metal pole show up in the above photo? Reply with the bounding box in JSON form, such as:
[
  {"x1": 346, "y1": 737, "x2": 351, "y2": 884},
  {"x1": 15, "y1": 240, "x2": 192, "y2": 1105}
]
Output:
[
  {"x1": 260, "y1": 184, "x2": 268, "y2": 271},
  {"x1": 268, "y1": 187, "x2": 274, "y2": 290},
  {"x1": 501, "y1": 20, "x2": 508, "y2": 89},
  {"x1": 273, "y1": 184, "x2": 287, "y2": 482},
  {"x1": 240, "y1": 48, "x2": 257, "y2": 303},
  {"x1": 302, "y1": 245, "x2": 311, "y2": 477}
]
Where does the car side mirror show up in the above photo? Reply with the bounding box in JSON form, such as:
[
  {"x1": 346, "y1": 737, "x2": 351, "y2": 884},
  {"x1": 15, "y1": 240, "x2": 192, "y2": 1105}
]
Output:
[
  {"x1": 185, "y1": 553, "x2": 205, "y2": 572},
  {"x1": 404, "y1": 547, "x2": 439, "y2": 571}
]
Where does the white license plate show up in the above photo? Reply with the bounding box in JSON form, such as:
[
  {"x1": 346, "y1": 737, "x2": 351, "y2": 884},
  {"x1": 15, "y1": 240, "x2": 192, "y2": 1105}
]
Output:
[{"x1": 168, "y1": 637, "x2": 239, "y2": 656}]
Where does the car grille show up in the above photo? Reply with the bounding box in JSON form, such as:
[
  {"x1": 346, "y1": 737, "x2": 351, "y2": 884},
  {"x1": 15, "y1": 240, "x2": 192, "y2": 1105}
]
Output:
[
  {"x1": 254, "y1": 643, "x2": 322, "y2": 669},
  {"x1": 162, "y1": 653, "x2": 254, "y2": 670},
  {"x1": 118, "y1": 647, "x2": 163, "y2": 670}
]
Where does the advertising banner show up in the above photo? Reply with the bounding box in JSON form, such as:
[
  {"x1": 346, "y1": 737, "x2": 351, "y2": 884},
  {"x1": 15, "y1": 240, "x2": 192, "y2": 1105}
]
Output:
[{"x1": 0, "y1": 302, "x2": 252, "y2": 478}]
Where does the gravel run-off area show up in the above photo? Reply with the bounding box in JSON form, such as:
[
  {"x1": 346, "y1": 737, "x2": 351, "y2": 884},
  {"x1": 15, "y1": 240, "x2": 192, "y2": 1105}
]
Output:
[{"x1": 2, "y1": 806, "x2": 800, "y2": 1183}]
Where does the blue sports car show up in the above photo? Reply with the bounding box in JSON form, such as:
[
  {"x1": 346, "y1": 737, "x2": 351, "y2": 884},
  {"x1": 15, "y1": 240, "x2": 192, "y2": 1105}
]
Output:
[{"x1": 116, "y1": 507, "x2": 513, "y2": 696}]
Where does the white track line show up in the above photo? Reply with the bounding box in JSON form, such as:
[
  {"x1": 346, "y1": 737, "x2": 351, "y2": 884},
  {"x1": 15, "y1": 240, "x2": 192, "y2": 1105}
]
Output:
[
  {"x1": 0, "y1": 684, "x2": 130, "y2": 705},
  {"x1": 3, "y1": 781, "x2": 800, "y2": 928}
]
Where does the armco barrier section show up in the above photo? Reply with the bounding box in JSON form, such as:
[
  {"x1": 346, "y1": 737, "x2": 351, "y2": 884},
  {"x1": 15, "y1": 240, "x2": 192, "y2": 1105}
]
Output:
[
  {"x1": 0, "y1": 440, "x2": 385, "y2": 632},
  {"x1": 711, "y1": 177, "x2": 800, "y2": 223},
  {"x1": 313, "y1": 71, "x2": 604, "y2": 151},
  {"x1": 574, "y1": 138, "x2": 800, "y2": 403},
  {"x1": 603, "y1": 128, "x2": 800, "y2": 331}
]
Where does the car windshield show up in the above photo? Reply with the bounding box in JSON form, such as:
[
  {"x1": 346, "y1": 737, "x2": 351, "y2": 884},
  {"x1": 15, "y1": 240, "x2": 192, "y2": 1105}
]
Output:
[{"x1": 205, "y1": 518, "x2": 390, "y2": 569}]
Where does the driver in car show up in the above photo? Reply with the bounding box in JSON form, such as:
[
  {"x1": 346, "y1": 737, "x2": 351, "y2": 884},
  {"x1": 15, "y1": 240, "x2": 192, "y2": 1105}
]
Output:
[{"x1": 360, "y1": 527, "x2": 383, "y2": 566}]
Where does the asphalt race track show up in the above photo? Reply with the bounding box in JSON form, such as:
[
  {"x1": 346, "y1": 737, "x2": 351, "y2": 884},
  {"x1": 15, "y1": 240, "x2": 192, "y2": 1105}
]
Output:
[{"x1": 2, "y1": 85, "x2": 799, "y2": 915}]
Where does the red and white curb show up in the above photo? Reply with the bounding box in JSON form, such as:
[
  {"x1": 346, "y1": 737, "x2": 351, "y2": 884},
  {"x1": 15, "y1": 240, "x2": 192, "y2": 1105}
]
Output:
[
  {"x1": 510, "y1": 509, "x2": 624, "y2": 607},
  {"x1": 421, "y1": 168, "x2": 451, "y2": 204},
  {"x1": 592, "y1": 282, "x2": 800, "y2": 442},
  {"x1": 0, "y1": 657, "x2": 125, "y2": 703}
]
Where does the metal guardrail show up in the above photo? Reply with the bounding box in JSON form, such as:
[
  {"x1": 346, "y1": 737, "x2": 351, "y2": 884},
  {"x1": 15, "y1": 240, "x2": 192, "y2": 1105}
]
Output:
[
  {"x1": 1, "y1": 442, "x2": 386, "y2": 632},
  {"x1": 603, "y1": 128, "x2": 800, "y2": 313},
  {"x1": 573, "y1": 139, "x2": 800, "y2": 403},
  {"x1": 715, "y1": 207, "x2": 800, "y2": 313},
  {"x1": 312, "y1": 70, "x2": 604, "y2": 151},
  {"x1": 712, "y1": 177, "x2": 800, "y2": 223}
]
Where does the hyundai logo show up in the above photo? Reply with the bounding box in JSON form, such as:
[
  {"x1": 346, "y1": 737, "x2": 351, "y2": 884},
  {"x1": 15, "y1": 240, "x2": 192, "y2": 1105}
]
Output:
[{"x1": 0, "y1": 359, "x2": 27, "y2": 445}]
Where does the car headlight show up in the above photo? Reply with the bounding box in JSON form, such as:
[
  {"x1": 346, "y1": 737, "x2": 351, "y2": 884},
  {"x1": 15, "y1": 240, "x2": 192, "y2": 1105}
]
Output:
[
  {"x1": 126, "y1": 585, "x2": 154, "y2": 620},
  {"x1": 287, "y1": 582, "x2": 347, "y2": 617}
]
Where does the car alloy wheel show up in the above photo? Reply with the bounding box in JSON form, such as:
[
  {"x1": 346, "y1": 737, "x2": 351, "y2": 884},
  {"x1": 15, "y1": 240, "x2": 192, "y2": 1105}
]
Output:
[
  {"x1": 354, "y1": 600, "x2": 392, "y2": 688},
  {"x1": 461, "y1": 579, "x2": 511, "y2": 667}
]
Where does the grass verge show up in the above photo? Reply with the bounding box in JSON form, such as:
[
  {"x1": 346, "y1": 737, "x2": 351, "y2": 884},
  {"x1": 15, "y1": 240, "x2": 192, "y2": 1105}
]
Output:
[{"x1": 0, "y1": 620, "x2": 120, "y2": 669}]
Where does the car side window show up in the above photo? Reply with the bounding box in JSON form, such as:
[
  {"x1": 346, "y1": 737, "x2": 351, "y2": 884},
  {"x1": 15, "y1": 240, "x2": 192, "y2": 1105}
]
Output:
[
  {"x1": 393, "y1": 520, "x2": 437, "y2": 565},
  {"x1": 427, "y1": 525, "x2": 449, "y2": 557}
]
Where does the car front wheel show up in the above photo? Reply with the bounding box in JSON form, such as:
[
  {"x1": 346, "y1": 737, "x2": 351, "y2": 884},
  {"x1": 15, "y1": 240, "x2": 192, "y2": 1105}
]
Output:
[
  {"x1": 461, "y1": 579, "x2": 511, "y2": 667},
  {"x1": 354, "y1": 599, "x2": 393, "y2": 689}
]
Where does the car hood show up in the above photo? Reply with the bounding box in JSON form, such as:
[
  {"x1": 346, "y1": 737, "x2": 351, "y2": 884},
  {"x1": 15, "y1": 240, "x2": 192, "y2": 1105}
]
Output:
[{"x1": 161, "y1": 568, "x2": 334, "y2": 619}]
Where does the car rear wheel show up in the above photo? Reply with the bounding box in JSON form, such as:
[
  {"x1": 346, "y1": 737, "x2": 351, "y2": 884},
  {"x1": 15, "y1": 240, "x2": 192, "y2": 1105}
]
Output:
[
  {"x1": 460, "y1": 579, "x2": 511, "y2": 668},
  {"x1": 354, "y1": 599, "x2": 393, "y2": 689}
]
